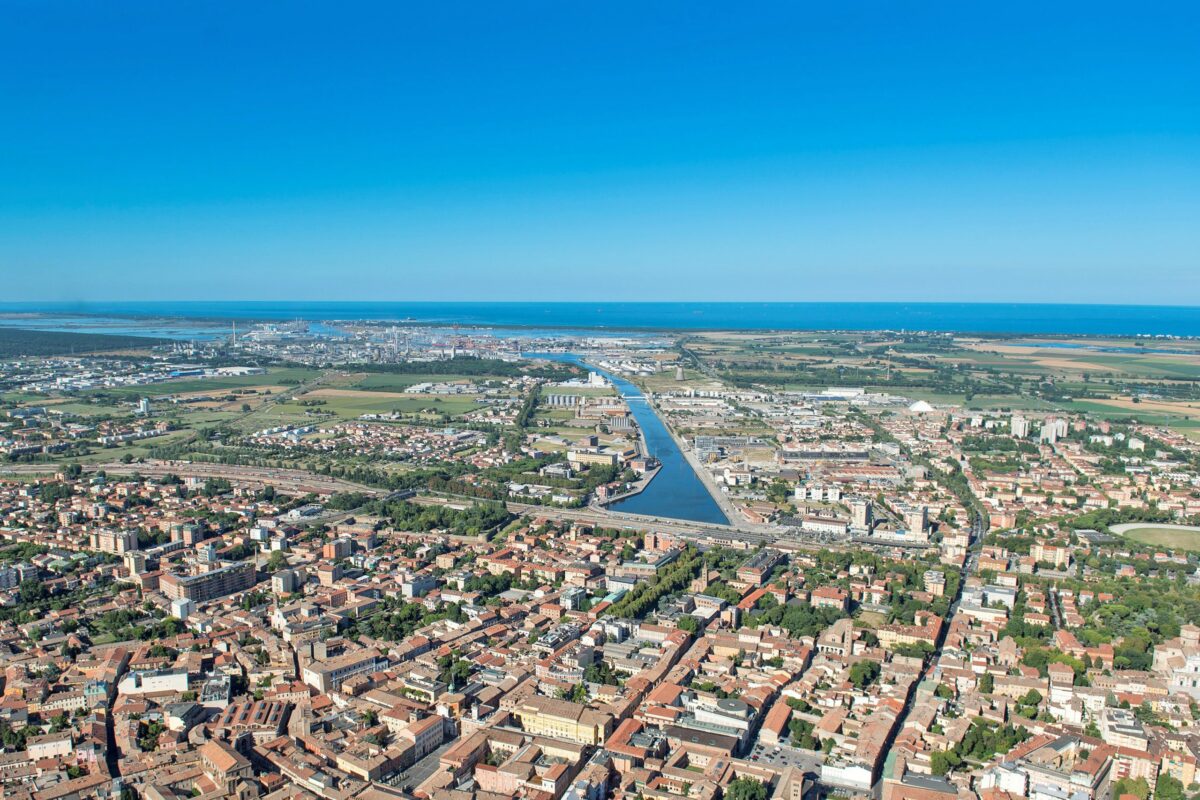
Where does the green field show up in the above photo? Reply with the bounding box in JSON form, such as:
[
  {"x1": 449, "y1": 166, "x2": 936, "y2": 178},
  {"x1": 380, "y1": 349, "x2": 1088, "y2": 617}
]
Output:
[
  {"x1": 1, "y1": 392, "x2": 52, "y2": 404},
  {"x1": 1112, "y1": 523, "x2": 1200, "y2": 551},
  {"x1": 313, "y1": 394, "x2": 483, "y2": 419},
  {"x1": 60, "y1": 428, "x2": 200, "y2": 464},
  {"x1": 543, "y1": 386, "x2": 616, "y2": 397},
  {"x1": 1064, "y1": 400, "x2": 1200, "y2": 429},
  {"x1": 89, "y1": 368, "x2": 321, "y2": 398},
  {"x1": 351, "y1": 373, "x2": 478, "y2": 392},
  {"x1": 1082, "y1": 355, "x2": 1200, "y2": 378}
]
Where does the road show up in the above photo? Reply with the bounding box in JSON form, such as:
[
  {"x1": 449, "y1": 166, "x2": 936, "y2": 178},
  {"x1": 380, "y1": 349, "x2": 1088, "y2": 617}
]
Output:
[
  {"x1": 0, "y1": 460, "x2": 385, "y2": 497},
  {"x1": 4, "y1": 451, "x2": 860, "y2": 557},
  {"x1": 0, "y1": 454, "x2": 827, "y2": 550},
  {"x1": 1048, "y1": 586, "x2": 1064, "y2": 628},
  {"x1": 866, "y1": 513, "x2": 986, "y2": 798},
  {"x1": 507, "y1": 500, "x2": 854, "y2": 554}
]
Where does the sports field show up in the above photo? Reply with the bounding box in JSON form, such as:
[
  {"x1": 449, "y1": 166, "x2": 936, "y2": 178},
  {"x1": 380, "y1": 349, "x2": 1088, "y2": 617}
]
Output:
[{"x1": 1110, "y1": 523, "x2": 1200, "y2": 551}]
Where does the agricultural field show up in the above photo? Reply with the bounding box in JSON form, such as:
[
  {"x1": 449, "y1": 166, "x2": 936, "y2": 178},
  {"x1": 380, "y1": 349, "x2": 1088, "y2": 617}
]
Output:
[
  {"x1": 88, "y1": 367, "x2": 321, "y2": 399},
  {"x1": 297, "y1": 388, "x2": 483, "y2": 419},
  {"x1": 1063, "y1": 401, "x2": 1200, "y2": 430},
  {"x1": 349, "y1": 373, "x2": 478, "y2": 392},
  {"x1": 680, "y1": 331, "x2": 1200, "y2": 436}
]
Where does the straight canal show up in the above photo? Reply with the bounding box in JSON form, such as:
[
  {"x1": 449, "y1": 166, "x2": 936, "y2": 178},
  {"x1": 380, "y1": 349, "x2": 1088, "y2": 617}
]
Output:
[{"x1": 527, "y1": 353, "x2": 730, "y2": 526}]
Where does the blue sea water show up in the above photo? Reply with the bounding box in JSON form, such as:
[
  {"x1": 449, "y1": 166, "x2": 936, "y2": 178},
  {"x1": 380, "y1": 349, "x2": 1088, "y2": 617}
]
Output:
[{"x1": 2, "y1": 301, "x2": 1200, "y2": 337}]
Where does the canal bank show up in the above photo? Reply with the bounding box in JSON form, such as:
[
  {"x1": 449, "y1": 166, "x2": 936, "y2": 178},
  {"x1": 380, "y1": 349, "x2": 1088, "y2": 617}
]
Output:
[
  {"x1": 595, "y1": 463, "x2": 661, "y2": 506},
  {"x1": 525, "y1": 353, "x2": 730, "y2": 526},
  {"x1": 650, "y1": 396, "x2": 749, "y2": 528}
]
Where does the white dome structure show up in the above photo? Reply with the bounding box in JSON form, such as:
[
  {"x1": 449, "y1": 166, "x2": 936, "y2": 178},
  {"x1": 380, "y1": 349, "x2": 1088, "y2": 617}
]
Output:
[{"x1": 908, "y1": 400, "x2": 934, "y2": 414}]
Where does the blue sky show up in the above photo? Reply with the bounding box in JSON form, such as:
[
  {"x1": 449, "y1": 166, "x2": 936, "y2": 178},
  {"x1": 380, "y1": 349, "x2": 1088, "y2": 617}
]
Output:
[{"x1": 1, "y1": 2, "x2": 1198, "y2": 303}]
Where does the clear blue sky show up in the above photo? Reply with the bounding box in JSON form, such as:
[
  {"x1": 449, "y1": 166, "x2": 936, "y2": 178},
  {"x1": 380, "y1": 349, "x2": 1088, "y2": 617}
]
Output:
[{"x1": 2, "y1": 2, "x2": 1198, "y2": 304}]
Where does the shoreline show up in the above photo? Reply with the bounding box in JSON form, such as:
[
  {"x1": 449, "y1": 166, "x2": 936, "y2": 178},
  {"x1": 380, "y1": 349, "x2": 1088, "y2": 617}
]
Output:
[{"x1": 6, "y1": 303, "x2": 1200, "y2": 339}]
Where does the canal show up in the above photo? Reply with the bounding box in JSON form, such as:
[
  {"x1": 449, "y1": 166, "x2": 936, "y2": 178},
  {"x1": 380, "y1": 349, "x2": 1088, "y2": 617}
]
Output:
[{"x1": 527, "y1": 353, "x2": 730, "y2": 525}]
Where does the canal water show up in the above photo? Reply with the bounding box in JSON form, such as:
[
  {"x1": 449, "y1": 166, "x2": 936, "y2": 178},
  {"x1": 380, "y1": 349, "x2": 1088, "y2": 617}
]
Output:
[{"x1": 526, "y1": 353, "x2": 730, "y2": 525}]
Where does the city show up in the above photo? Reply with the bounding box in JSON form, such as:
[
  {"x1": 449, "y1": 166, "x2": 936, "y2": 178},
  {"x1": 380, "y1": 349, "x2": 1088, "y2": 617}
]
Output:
[
  {"x1": 2, "y1": 319, "x2": 1200, "y2": 800},
  {"x1": 2, "y1": 3, "x2": 1198, "y2": 799}
]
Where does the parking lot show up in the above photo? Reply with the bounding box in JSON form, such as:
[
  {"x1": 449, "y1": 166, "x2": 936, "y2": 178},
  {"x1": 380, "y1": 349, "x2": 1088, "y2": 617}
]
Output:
[{"x1": 748, "y1": 740, "x2": 826, "y2": 773}]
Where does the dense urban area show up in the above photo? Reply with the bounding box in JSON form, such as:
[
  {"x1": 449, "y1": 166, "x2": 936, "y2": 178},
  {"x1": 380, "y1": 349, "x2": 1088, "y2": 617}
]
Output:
[{"x1": 3, "y1": 318, "x2": 1200, "y2": 800}]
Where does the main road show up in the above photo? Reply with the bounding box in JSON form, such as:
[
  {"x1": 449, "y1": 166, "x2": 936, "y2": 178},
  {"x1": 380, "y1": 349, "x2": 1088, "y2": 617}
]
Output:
[
  {"x1": 507, "y1": 499, "x2": 851, "y2": 554},
  {"x1": 864, "y1": 512, "x2": 986, "y2": 798},
  {"x1": 0, "y1": 458, "x2": 857, "y2": 554},
  {"x1": 0, "y1": 460, "x2": 385, "y2": 497}
]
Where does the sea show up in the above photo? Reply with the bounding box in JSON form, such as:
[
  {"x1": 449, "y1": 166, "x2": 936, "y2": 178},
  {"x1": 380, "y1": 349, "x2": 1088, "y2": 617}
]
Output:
[{"x1": 1, "y1": 301, "x2": 1199, "y2": 339}]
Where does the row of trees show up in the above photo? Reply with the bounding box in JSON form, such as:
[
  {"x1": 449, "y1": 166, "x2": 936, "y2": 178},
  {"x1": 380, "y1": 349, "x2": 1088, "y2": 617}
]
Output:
[
  {"x1": 370, "y1": 498, "x2": 512, "y2": 537},
  {"x1": 604, "y1": 547, "x2": 702, "y2": 619}
]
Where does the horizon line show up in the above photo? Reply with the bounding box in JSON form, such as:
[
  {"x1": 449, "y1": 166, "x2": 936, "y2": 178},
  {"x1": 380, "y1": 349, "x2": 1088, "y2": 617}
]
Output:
[{"x1": 5, "y1": 299, "x2": 1200, "y2": 310}]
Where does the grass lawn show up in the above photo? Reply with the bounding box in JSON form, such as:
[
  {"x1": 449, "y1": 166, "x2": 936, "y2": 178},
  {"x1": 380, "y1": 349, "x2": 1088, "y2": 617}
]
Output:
[
  {"x1": 231, "y1": 404, "x2": 328, "y2": 432},
  {"x1": 855, "y1": 610, "x2": 889, "y2": 628},
  {"x1": 1112, "y1": 524, "x2": 1200, "y2": 551},
  {"x1": 40, "y1": 401, "x2": 120, "y2": 417},
  {"x1": 58, "y1": 429, "x2": 199, "y2": 464}
]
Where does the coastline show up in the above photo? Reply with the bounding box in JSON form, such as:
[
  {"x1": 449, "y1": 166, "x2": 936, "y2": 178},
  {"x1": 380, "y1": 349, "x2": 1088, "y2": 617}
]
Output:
[{"x1": 6, "y1": 301, "x2": 1200, "y2": 337}]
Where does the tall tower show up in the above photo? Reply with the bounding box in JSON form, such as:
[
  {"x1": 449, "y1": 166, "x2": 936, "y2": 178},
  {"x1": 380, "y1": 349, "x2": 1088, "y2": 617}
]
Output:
[{"x1": 691, "y1": 552, "x2": 711, "y2": 593}]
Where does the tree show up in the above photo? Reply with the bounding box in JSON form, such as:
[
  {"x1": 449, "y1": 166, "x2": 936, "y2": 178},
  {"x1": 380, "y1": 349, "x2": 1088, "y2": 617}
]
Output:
[
  {"x1": 788, "y1": 718, "x2": 820, "y2": 750},
  {"x1": 849, "y1": 660, "x2": 881, "y2": 689},
  {"x1": 1156, "y1": 775, "x2": 1184, "y2": 800},
  {"x1": 18, "y1": 579, "x2": 46, "y2": 605},
  {"x1": 725, "y1": 777, "x2": 768, "y2": 800},
  {"x1": 931, "y1": 750, "x2": 962, "y2": 776},
  {"x1": 1112, "y1": 778, "x2": 1150, "y2": 800},
  {"x1": 1018, "y1": 689, "x2": 1042, "y2": 709},
  {"x1": 978, "y1": 672, "x2": 994, "y2": 694}
]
